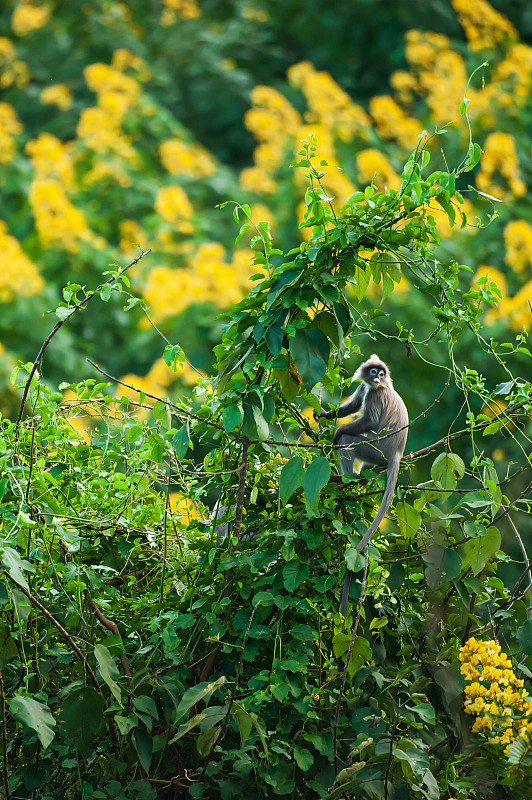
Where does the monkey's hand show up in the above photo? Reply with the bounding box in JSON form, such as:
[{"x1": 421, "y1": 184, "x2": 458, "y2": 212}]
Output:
[{"x1": 313, "y1": 408, "x2": 332, "y2": 423}]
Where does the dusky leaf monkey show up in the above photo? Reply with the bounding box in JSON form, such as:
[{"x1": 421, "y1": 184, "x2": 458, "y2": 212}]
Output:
[{"x1": 318, "y1": 354, "x2": 408, "y2": 614}]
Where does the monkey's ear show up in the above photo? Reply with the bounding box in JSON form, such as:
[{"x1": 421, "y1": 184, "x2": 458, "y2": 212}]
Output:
[{"x1": 370, "y1": 353, "x2": 379, "y2": 360}]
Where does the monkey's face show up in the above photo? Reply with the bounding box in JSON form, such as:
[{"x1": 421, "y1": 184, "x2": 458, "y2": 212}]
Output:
[{"x1": 364, "y1": 364, "x2": 387, "y2": 387}]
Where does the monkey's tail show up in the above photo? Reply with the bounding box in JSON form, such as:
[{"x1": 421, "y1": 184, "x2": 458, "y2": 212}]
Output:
[{"x1": 341, "y1": 452, "x2": 402, "y2": 615}]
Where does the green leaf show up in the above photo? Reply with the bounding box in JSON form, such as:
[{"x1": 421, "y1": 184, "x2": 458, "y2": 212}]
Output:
[
  {"x1": 294, "y1": 746, "x2": 313, "y2": 771},
  {"x1": 174, "y1": 677, "x2": 226, "y2": 724},
  {"x1": 172, "y1": 425, "x2": 190, "y2": 459},
  {"x1": 1, "y1": 546, "x2": 32, "y2": 591},
  {"x1": 303, "y1": 457, "x2": 331, "y2": 514},
  {"x1": 61, "y1": 688, "x2": 104, "y2": 755},
  {"x1": 10, "y1": 695, "x2": 56, "y2": 750},
  {"x1": 280, "y1": 456, "x2": 305, "y2": 505},
  {"x1": 222, "y1": 405, "x2": 243, "y2": 433},
  {"x1": 423, "y1": 544, "x2": 462, "y2": 589},
  {"x1": 196, "y1": 726, "x2": 220, "y2": 756},
  {"x1": 94, "y1": 644, "x2": 122, "y2": 703},
  {"x1": 282, "y1": 561, "x2": 309, "y2": 592},
  {"x1": 396, "y1": 502, "x2": 421, "y2": 540},
  {"x1": 463, "y1": 527, "x2": 501, "y2": 575},
  {"x1": 517, "y1": 621, "x2": 532, "y2": 655},
  {"x1": 232, "y1": 702, "x2": 253, "y2": 745},
  {"x1": 430, "y1": 452, "x2": 465, "y2": 489},
  {"x1": 344, "y1": 548, "x2": 366, "y2": 572},
  {"x1": 289, "y1": 329, "x2": 329, "y2": 389},
  {"x1": 132, "y1": 728, "x2": 152, "y2": 773}
]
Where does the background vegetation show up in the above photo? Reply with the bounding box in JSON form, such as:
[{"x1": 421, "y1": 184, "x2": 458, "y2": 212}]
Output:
[{"x1": 1, "y1": 0, "x2": 532, "y2": 797}]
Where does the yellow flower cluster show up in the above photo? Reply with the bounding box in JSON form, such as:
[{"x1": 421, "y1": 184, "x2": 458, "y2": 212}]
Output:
[
  {"x1": 504, "y1": 220, "x2": 532, "y2": 273},
  {"x1": 403, "y1": 30, "x2": 466, "y2": 123},
  {"x1": 0, "y1": 220, "x2": 44, "y2": 302},
  {"x1": 389, "y1": 70, "x2": 417, "y2": 105},
  {"x1": 77, "y1": 107, "x2": 137, "y2": 160},
  {"x1": 369, "y1": 95, "x2": 420, "y2": 150},
  {"x1": 161, "y1": 0, "x2": 200, "y2": 20},
  {"x1": 287, "y1": 61, "x2": 370, "y2": 141},
  {"x1": 469, "y1": 44, "x2": 532, "y2": 123},
  {"x1": 111, "y1": 48, "x2": 151, "y2": 82},
  {"x1": 239, "y1": 166, "x2": 277, "y2": 195},
  {"x1": 26, "y1": 133, "x2": 75, "y2": 190},
  {"x1": 40, "y1": 83, "x2": 73, "y2": 111},
  {"x1": 155, "y1": 185, "x2": 194, "y2": 233},
  {"x1": 159, "y1": 139, "x2": 215, "y2": 178},
  {"x1": 11, "y1": 1, "x2": 51, "y2": 37},
  {"x1": 356, "y1": 149, "x2": 400, "y2": 191},
  {"x1": 143, "y1": 243, "x2": 253, "y2": 321},
  {"x1": 460, "y1": 637, "x2": 532, "y2": 750},
  {"x1": 29, "y1": 179, "x2": 104, "y2": 253},
  {"x1": 84, "y1": 62, "x2": 140, "y2": 123},
  {"x1": 244, "y1": 84, "x2": 301, "y2": 183},
  {"x1": 0, "y1": 102, "x2": 22, "y2": 164},
  {"x1": 451, "y1": 0, "x2": 517, "y2": 51},
  {"x1": 0, "y1": 37, "x2": 30, "y2": 89},
  {"x1": 476, "y1": 132, "x2": 526, "y2": 200}
]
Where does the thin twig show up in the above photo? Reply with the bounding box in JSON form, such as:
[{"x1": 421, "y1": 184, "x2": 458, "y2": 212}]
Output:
[
  {"x1": 229, "y1": 439, "x2": 250, "y2": 556},
  {"x1": 221, "y1": 602, "x2": 259, "y2": 739},
  {"x1": 333, "y1": 550, "x2": 369, "y2": 773},
  {"x1": 16, "y1": 249, "x2": 151, "y2": 425},
  {"x1": 0, "y1": 668, "x2": 10, "y2": 800}
]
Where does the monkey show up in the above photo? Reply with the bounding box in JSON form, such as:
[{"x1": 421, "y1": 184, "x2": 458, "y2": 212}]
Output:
[{"x1": 318, "y1": 355, "x2": 408, "y2": 614}]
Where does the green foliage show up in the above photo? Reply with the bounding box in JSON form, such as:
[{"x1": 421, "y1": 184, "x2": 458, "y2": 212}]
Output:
[{"x1": 1, "y1": 121, "x2": 532, "y2": 799}]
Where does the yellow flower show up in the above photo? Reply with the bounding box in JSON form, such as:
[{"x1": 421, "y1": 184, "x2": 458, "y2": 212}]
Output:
[
  {"x1": 162, "y1": 0, "x2": 200, "y2": 19},
  {"x1": 11, "y1": 1, "x2": 51, "y2": 36},
  {"x1": 369, "y1": 95, "x2": 420, "y2": 150},
  {"x1": 245, "y1": 85, "x2": 301, "y2": 142},
  {"x1": 155, "y1": 185, "x2": 194, "y2": 232},
  {"x1": 504, "y1": 220, "x2": 532, "y2": 273},
  {"x1": 159, "y1": 139, "x2": 215, "y2": 177},
  {"x1": 77, "y1": 106, "x2": 137, "y2": 160},
  {"x1": 29, "y1": 179, "x2": 105, "y2": 253},
  {"x1": 40, "y1": 83, "x2": 72, "y2": 111},
  {"x1": 356, "y1": 149, "x2": 400, "y2": 191},
  {"x1": 26, "y1": 133, "x2": 74, "y2": 189},
  {"x1": 0, "y1": 219, "x2": 44, "y2": 301},
  {"x1": 451, "y1": 0, "x2": 517, "y2": 51},
  {"x1": 239, "y1": 166, "x2": 277, "y2": 194},
  {"x1": 288, "y1": 61, "x2": 370, "y2": 140},
  {"x1": 0, "y1": 102, "x2": 22, "y2": 164},
  {"x1": 477, "y1": 132, "x2": 526, "y2": 200},
  {"x1": 0, "y1": 37, "x2": 30, "y2": 89}
]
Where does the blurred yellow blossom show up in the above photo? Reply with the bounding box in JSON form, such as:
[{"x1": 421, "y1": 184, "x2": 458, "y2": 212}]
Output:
[
  {"x1": 169, "y1": 493, "x2": 201, "y2": 524},
  {"x1": 155, "y1": 185, "x2": 194, "y2": 233},
  {"x1": 433, "y1": 197, "x2": 475, "y2": 240},
  {"x1": 239, "y1": 166, "x2": 276, "y2": 194},
  {"x1": 473, "y1": 265, "x2": 507, "y2": 298},
  {"x1": 246, "y1": 85, "x2": 301, "y2": 142},
  {"x1": 11, "y1": 1, "x2": 51, "y2": 36},
  {"x1": 241, "y1": 4, "x2": 269, "y2": 22},
  {"x1": 390, "y1": 70, "x2": 417, "y2": 105},
  {"x1": 0, "y1": 219, "x2": 44, "y2": 301},
  {"x1": 77, "y1": 106, "x2": 137, "y2": 160},
  {"x1": 356, "y1": 149, "x2": 400, "y2": 191},
  {"x1": 369, "y1": 95, "x2": 420, "y2": 149},
  {"x1": 477, "y1": 132, "x2": 526, "y2": 200},
  {"x1": 84, "y1": 159, "x2": 133, "y2": 188},
  {"x1": 288, "y1": 61, "x2": 370, "y2": 141},
  {"x1": 111, "y1": 48, "x2": 151, "y2": 81},
  {"x1": 404, "y1": 30, "x2": 466, "y2": 122},
  {"x1": 62, "y1": 389, "x2": 92, "y2": 443},
  {"x1": 40, "y1": 83, "x2": 72, "y2": 110},
  {"x1": 26, "y1": 133, "x2": 74, "y2": 189},
  {"x1": 119, "y1": 219, "x2": 151, "y2": 259},
  {"x1": 0, "y1": 102, "x2": 22, "y2": 164},
  {"x1": 162, "y1": 0, "x2": 200, "y2": 19},
  {"x1": 159, "y1": 138, "x2": 216, "y2": 177},
  {"x1": 451, "y1": 0, "x2": 517, "y2": 51},
  {"x1": 0, "y1": 37, "x2": 30, "y2": 88},
  {"x1": 504, "y1": 220, "x2": 532, "y2": 273},
  {"x1": 29, "y1": 179, "x2": 105, "y2": 252},
  {"x1": 143, "y1": 243, "x2": 253, "y2": 321}
]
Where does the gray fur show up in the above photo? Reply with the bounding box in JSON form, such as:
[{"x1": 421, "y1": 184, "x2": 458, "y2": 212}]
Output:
[{"x1": 321, "y1": 355, "x2": 408, "y2": 614}]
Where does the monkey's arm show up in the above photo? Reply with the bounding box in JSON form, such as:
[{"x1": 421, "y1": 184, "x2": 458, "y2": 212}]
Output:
[{"x1": 318, "y1": 384, "x2": 365, "y2": 420}]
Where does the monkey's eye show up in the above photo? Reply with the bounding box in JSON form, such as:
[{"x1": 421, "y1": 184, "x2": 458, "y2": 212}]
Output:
[
  {"x1": 379, "y1": 370, "x2": 385, "y2": 378},
  {"x1": 370, "y1": 368, "x2": 378, "y2": 376}
]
